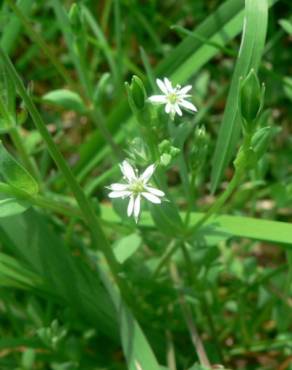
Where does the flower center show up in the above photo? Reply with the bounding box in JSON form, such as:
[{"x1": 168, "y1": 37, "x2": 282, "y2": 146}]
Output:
[
  {"x1": 130, "y1": 180, "x2": 145, "y2": 195},
  {"x1": 167, "y1": 92, "x2": 178, "y2": 104}
]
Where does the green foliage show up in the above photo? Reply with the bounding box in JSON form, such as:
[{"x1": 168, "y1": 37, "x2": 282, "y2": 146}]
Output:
[
  {"x1": 0, "y1": 0, "x2": 290, "y2": 369},
  {"x1": 0, "y1": 141, "x2": 38, "y2": 195},
  {"x1": 42, "y1": 89, "x2": 86, "y2": 114}
]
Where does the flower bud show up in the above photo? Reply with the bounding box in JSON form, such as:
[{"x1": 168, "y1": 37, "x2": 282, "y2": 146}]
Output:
[
  {"x1": 251, "y1": 126, "x2": 273, "y2": 160},
  {"x1": 158, "y1": 139, "x2": 180, "y2": 167},
  {"x1": 239, "y1": 69, "x2": 265, "y2": 131},
  {"x1": 126, "y1": 76, "x2": 147, "y2": 111}
]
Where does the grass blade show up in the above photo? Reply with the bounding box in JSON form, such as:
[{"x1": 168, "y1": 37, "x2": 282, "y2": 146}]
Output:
[{"x1": 210, "y1": 0, "x2": 269, "y2": 192}]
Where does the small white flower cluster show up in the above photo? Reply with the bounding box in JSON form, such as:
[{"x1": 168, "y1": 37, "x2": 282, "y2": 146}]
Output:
[{"x1": 108, "y1": 77, "x2": 197, "y2": 222}]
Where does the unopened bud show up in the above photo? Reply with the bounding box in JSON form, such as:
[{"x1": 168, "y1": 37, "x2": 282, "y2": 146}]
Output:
[
  {"x1": 239, "y1": 69, "x2": 265, "y2": 132},
  {"x1": 126, "y1": 76, "x2": 146, "y2": 111}
]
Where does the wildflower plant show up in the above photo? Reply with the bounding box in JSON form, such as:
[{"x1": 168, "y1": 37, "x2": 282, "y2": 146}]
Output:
[{"x1": 0, "y1": 1, "x2": 291, "y2": 370}]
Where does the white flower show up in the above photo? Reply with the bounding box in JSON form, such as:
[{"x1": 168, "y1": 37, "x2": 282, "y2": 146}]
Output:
[
  {"x1": 148, "y1": 77, "x2": 197, "y2": 118},
  {"x1": 107, "y1": 160, "x2": 165, "y2": 223}
]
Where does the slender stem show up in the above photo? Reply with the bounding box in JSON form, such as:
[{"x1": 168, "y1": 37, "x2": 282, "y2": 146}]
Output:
[
  {"x1": 181, "y1": 243, "x2": 224, "y2": 362},
  {"x1": 170, "y1": 262, "x2": 211, "y2": 368},
  {"x1": 0, "y1": 48, "x2": 131, "y2": 303},
  {"x1": 0, "y1": 182, "x2": 81, "y2": 219},
  {"x1": 187, "y1": 168, "x2": 243, "y2": 235},
  {"x1": 152, "y1": 239, "x2": 177, "y2": 278},
  {"x1": 166, "y1": 330, "x2": 177, "y2": 370},
  {"x1": 153, "y1": 134, "x2": 252, "y2": 276},
  {"x1": 184, "y1": 174, "x2": 196, "y2": 227}
]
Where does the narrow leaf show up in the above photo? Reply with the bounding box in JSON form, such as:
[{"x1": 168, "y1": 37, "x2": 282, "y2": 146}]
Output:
[{"x1": 211, "y1": 0, "x2": 269, "y2": 192}]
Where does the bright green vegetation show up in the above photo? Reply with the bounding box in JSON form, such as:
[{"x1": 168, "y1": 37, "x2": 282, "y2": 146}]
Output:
[{"x1": 0, "y1": 1, "x2": 291, "y2": 369}]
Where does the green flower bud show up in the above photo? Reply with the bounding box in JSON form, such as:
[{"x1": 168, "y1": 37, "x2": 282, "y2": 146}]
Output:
[
  {"x1": 251, "y1": 126, "x2": 273, "y2": 160},
  {"x1": 169, "y1": 146, "x2": 180, "y2": 157},
  {"x1": 158, "y1": 139, "x2": 171, "y2": 153},
  {"x1": 158, "y1": 139, "x2": 180, "y2": 167},
  {"x1": 126, "y1": 76, "x2": 147, "y2": 112},
  {"x1": 190, "y1": 125, "x2": 209, "y2": 172},
  {"x1": 239, "y1": 69, "x2": 265, "y2": 131},
  {"x1": 160, "y1": 153, "x2": 172, "y2": 167}
]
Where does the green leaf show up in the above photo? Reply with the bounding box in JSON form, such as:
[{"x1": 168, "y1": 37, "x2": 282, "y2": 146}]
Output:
[
  {"x1": 113, "y1": 233, "x2": 142, "y2": 264},
  {"x1": 101, "y1": 206, "x2": 292, "y2": 246},
  {"x1": 279, "y1": 19, "x2": 292, "y2": 35},
  {"x1": 188, "y1": 364, "x2": 210, "y2": 370},
  {"x1": 0, "y1": 196, "x2": 29, "y2": 218},
  {"x1": 211, "y1": 0, "x2": 269, "y2": 192},
  {"x1": 0, "y1": 209, "x2": 118, "y2": 339},
  {"x1": 0, "y1": 141, "x2": 38, "y2": 195},
  {"x1": 98, "y1": 264, "x2": 162, "y2": 370},
  {"x1": 42, "y1": 89, "x2": 86, "y2": 114},
  {"x1": 0, "y1": 252, "x2": 42, "y2": 289}
]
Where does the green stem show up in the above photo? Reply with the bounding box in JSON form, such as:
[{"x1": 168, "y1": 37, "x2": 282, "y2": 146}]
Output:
[
  {"x1": 170, "y1": 262, "x2": 211, "y2": 368},
  {"x1": 0, "y1": 182, "x2": 81, "y2": 219},
  {"x1": 184, "y1": 174, "x2": 196, "y2": 227},
  {"x1": 0, "y1": 48, "x2": 131, "y2": 303},
  {"x1": 153, "y1": 136, "x2": 251, "y2": 276},
  {"x1": 180, "y1": 243, "x2": 224, "y2": 362}
]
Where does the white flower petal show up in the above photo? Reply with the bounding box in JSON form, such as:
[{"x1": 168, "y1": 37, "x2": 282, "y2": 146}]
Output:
[
  {"x1": 156, "y1": 78, "x2": 168, "y2": 94},
  {"x1": 179, "y1": 85, "x2": 192, "y2": 95},
  {"x1": 163, "y1": 78, "x2": 173, "y2": 92},
  {"x1": 148, "y1": 95, "x2": 167, "y2": 104},
  {"x1": 175, "y1": 104, "x2": 182, "y2": 116},
  {"x1": 142, "y1": 192, "x2": 161, "y2": 204},
  {"x1": 145, "y1": 186, "x2": 165, "y2": 197},
  {"x1": 179, "y1": 99, "x2": 197, "y2": 112},
  {"x1": 120, "y1": 160, "x2": 136, "y2": 181},
  {"x1": 134, "y1": 194, "x2": 141, "y2": 222},
  {"x1": 108, "y1": 190, "x2": 131, "y2": 198},
  {"x1": 140, "y1": 164, "x2": 155, "y2": 182},
  {"x1": 127, "y1": 195, "x2": 135, "y2": 217},
  {"x1": 165, "y1": 103, "x2": 171, "y2": 114},
  {"x1": 108, "y1": 183, "x2": 129, "y2": 191}
]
